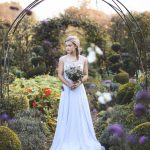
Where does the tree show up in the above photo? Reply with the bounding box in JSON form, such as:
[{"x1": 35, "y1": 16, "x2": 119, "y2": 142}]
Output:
[{"x1": 9, "y1": 15, "x2": 37, "y2": 72}]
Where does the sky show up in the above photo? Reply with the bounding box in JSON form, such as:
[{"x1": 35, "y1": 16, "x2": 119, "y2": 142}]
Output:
[{"x1": 1, "y1": 0, "x2": 150, "y2": 20}]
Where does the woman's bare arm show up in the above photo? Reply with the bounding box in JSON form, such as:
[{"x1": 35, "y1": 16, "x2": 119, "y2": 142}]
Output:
[
  {"x1": 58, "y1": 57, "x2": 73, "y2": 88},
  {"x1": 81, "y1": 57, "x2": 88, "y2": 82}
]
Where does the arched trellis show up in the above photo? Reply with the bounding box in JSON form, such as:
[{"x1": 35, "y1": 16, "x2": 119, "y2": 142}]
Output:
[
  {"x1": 0, "y1": 0, "x2": 148, "y2": 99},
  {"x1": 35, "y1": 15, "x2": 104, "y2": 48},
  {"x1": 33, "y1": 14, "x2": 105, "y2": 76}
]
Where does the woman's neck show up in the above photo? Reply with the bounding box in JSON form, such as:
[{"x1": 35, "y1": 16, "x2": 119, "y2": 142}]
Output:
[{"x1": 67, "y1": 53, "x2": 76, "y2": 58}]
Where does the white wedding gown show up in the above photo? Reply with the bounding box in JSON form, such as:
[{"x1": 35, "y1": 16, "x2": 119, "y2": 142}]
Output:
[{"x1": 50, "y1": 55, "x2": 105, "y2": 150}]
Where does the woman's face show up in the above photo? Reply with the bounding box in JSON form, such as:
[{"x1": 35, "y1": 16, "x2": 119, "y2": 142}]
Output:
[{"x1": 65, "y1": 41, "x2": 76, "y2": 54}]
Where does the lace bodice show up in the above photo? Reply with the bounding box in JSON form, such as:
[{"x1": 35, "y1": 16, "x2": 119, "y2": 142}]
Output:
[{"x1": 60, "y1": 55, "x2": 85, "y2": 82}]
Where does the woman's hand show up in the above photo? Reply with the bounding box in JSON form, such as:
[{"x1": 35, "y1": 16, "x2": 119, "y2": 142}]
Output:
[
  {"x1": 67, "y1": 82, "x2": 75, "y2": 89},
  {"x1": 71, "y1": 81, "x2": 82, "y2": 89}
]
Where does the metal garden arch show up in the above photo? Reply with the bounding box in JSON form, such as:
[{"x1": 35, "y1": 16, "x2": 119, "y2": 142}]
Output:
[{"x1": 0, "y1": 0, "x2": 148, "y2": 99}]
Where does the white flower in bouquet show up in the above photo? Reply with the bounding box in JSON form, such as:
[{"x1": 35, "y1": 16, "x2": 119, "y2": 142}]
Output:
[{"x1": 65, "y1": 66, "x2": 83, "y2": 82}]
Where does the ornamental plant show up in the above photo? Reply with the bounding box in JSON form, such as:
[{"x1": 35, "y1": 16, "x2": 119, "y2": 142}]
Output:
[
  {"x1": 9, "y1": 75, "x2": 61, "y2": 117},
  {"x1": 0, "y1": 126, "x2": 22, "y2": 150}
]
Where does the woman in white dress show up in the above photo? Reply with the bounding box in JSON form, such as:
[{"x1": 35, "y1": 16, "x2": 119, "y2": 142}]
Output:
[{"x1": 50, "y1": 35, "x2": 105, "y2": 150}]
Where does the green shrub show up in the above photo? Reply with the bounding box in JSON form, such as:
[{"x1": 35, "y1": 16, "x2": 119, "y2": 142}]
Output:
[
  {"x1": 99, "y1": 104, "x2": 150, "y2": 150},
  {"x1": 116, "y1": 82, "x2": 136, "y2": 105},
  {"x1": 0, "y1": 126, "x2": 22, "y2": 150},
  {"x1": 111, "y1": 42, "x2": 121, "y2": 52},
  {"x1": 108, "y1": 54, "x2": 120, "y2": 63},
  {"x1": 27, "y1": 65, "x2": 46, "y2": 78},
  {"x1": 11, "y1": 66, "x2": 27, "y2": 78},
  {"x1": 110, "y1": 103, "x2": 150, "y2": 129},
  {"x1": 129, "y1": 122, "x2": 150, "y2": 150},
  {"x1": 0, "y1": 95, "x2": 29, "y2": 117},
  {"x1": 130, "y1": 122, "x2": 150, "y2": 137},
  {"x1": 31, "y1": 57, "x2": 43, "y2": 67},
  {"x1": 9, "y1": 109, "x2": 48, "y2": 150},
  {"x1": 3, "y1": 72, "x2": 15, "y2": 84},
  {"x1": 109, "y1": 62, "x2": 122, "y2": 73},
  {"x1": 96, "y1": 110, "x2": 111, "y2": 139},
  {"x1": 100, "y1": 127, "x2": 127, "y2": 150},
  {"x1": 8, "y1": 75, "x2": 61, "y2": 121},
  {"x1": 113, "y1": 71, "x2": 129, "y2": 84}
]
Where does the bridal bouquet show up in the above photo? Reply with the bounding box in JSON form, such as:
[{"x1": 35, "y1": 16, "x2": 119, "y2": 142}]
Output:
[{"x1": 65, "y1": 66, "x2": 83, "y2": 82}]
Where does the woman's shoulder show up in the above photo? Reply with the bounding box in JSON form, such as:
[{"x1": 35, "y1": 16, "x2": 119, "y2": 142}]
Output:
[
  {"x1": 79, "y1": 55, "x2": 88, "y2": 62},
  {"x1": 59, "y1": 55, "x2": 67, "y2": 61}
]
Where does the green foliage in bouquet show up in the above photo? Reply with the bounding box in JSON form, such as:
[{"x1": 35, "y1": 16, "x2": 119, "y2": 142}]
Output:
[
  {"x1": 0, "y1": 126, "x2": 22, "y2": 150},
  {"x1": 129, "y1": 122, "x2": 150, "y2": 150},
  {"x1": 113, "y1": 71, "x2": 129, "y2": 84},
  {"x1": 9, "y1": 109, "x2": 48, "y2": 150},
  {"x1": 0, "y1": 95, "x2": 29, "y2": 117},
  {"x1": 116, "y1": 82, "x2": 136, "y2": 105},
  {"x1": 65, "y1": 66, "x2": 83, "y2": 82}
]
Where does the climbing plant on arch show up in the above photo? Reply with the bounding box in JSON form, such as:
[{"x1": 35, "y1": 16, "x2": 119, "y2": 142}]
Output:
[{"x1": 32, "y1": 13, "x2": 107, "y2": 75}]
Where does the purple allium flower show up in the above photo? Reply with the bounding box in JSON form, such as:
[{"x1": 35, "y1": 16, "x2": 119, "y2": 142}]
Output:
[
  {"x1": 85, "y1": 83, "x2": 96, "y2": 89},
  {"x1": 8, "y1": 118, "x2": 16, "y2": 123},
  {"x1": 92, "y1": 108, "x2": 98, "y2": 113},
  {"x1": 139, "y1": 136, "x2": 149, "y2": 144},
  {"x1": 108, "y1": 124, "x2": 125, "y2": 138},
  {"x1": 102, "y1": 80, "x2": 112, "y2": 87},
  {"x1": 129, "y1": 78, "x2": 136, "y2": 84},
  {"x1": 126, "y1": 134, "x2": 137, "y2": 144},
  {"x1": 135, "y1": 90, "x2": 150, "y2": 102},
  {"x1": 53, "y1": 48, "x2": 58, "y2": 51},
  {"x1": 134, "y1": 103, "x2": 147, "y2": 117},
  {"x1": 103, "y1": 80, "x2": 112, "y2": 84},
  {"x1": 0, "y1": 113, "x2": 9, "y2": 121},
  {"x1": 26, "y1": 9, "x2": 32, "y2": 16},
  {"x1": 10, "y1": 6, "x2": 19, "y2": 11},
  {"x1": 41, "y1": 20, "x2": 48, "y2": 25},
  {"x1": 43, "y1": 40, "x2": 52, "y2": 48}
]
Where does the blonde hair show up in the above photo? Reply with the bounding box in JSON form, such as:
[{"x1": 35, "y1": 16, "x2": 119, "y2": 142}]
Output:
[{"x1": 65, "y1": 35, "x2": 81, "y2": 60}]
